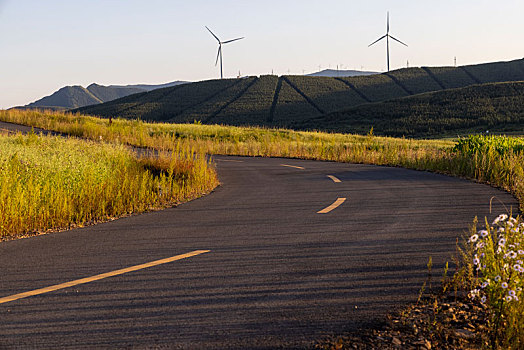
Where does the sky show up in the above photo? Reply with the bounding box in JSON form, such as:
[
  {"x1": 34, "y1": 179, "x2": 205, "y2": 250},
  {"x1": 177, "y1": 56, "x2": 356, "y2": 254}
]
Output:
[{"x1": 1, "y1": 0, "x2": 523, "y2": 109}]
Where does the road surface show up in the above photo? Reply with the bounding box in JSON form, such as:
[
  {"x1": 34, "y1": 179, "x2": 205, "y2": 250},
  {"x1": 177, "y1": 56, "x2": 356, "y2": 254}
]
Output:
[{"x1": 0, "y1": 121, "x2": 519, "y2": 348}]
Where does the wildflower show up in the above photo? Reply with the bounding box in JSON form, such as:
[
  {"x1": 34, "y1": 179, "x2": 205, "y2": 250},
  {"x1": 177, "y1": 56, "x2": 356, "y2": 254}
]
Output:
[
  {"x1": 514, "y1": 264, "x2": 522, "y2": 272},
  {"x1": 476, "y1": 242, "x2": 485, "y2": 249},
  {"x1": 493, "y1": 214, "x2": 508, "y2": 225},
  {"x1": 505, "y1": 295, "x2": 513, "y2": 302},
  {"x1": 509, "y1": 290, "x2": 518, "y2": 298},
  {"x1": 498, "y1": 227, "x2": 505, "y2": 233},
  {"x1": 480, "y1": 295, "x2": 487, "y2": 303},
  {"x1": 495, "y1": 275, "x2": 501, "y2": 282},
  {"x1": 478, "y1": 229, "x2": 489, "y2": 238},
  {"x1": 519, "y1": 250, "x2": 524, "y2": 255},
  {"x1": 473, "y1": 256, "x2": 480, "y2": 265},
  {"x1": 502, "y1": 282, "x2": 509, "y2": 289},
  {"x1": 481, "y1": 281, "x2": 489, "y2": 288},
  {"x1": 499, "y1": 238, "x2": 506, "y2": 247},
  {"x1": 469, "y1": 234, "x2": 479, "y2": 243},
  {"x1": 508, "y1": 251, "x2": 518, "y2": 259},
  {"x1": 470, "y1": 289, "x2": 480, "y2": 299}
]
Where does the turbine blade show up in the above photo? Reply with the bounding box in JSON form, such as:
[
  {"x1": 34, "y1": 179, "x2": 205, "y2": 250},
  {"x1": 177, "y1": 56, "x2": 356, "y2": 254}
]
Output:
[
  {"x1": 387, "y1": 12, "x2": 389, "y2": 33},
  {"x1": 368, "y1": 35, "x2": 387, "y2": 47},
  {"x1": 222, "y1": 37, "x2": 244, "y2": 44},
  {"x1": 389, "y1": 35, "x2": 408, "y2": 47},
  {"x1": 215, "y1": 46, "x2": 221, "y2": 66},
  {"x1": 205, "y1": 26, "x2": 220, "y2": 42}
]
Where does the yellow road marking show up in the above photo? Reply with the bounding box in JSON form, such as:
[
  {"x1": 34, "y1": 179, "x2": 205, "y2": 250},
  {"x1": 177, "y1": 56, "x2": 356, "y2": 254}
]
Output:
[
  {"x1": 317, "y1": 198, "x2": 346, "y2": 214},
  {"x1": 280, "y1": 164, "x2": 305, "y2": 170},
  {"x1": 216, "y1": 159, "x2": 244, "y2": 163},
  {"x1": 0, "y1": 250, "x2": 210, "y2": 305},
  {"x1": 327, "y1": 175, "x2": 341, "y2": 183}
]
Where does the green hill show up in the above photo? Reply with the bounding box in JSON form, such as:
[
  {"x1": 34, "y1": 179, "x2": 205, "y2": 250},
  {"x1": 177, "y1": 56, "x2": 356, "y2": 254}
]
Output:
[
  {"x1": 77, "y1": 58, "x2": 524, "y2": 135},
  {"x1": 296, "y1": 81, "x2": 524, "y2": 137}
]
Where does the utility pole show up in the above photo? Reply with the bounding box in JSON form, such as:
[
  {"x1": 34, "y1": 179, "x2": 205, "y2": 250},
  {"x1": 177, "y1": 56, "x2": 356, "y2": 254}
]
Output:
[{"x1": 454, "y1": 56, "x2": 457, "y2": 67}]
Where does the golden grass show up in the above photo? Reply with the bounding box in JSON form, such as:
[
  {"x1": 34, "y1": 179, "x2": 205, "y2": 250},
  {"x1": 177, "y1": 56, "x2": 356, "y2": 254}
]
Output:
[{"x1": 0, "y1": 131, "x2": 218, "y2": 238}]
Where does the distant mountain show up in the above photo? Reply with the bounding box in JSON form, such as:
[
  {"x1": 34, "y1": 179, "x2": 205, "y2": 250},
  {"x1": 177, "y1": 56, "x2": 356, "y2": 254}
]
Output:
[
  {"x1": 25, "y1": 86, "x2": 103, "y2": 109},
  {"x1": 23, "y1": 81, "x2": 187, "y2": 110},
  {"x1": 307, "y1": 69, "x2": 378, "y2": 77}
]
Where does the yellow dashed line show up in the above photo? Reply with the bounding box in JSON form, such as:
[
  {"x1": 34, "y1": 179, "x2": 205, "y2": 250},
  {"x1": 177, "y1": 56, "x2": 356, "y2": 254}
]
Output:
[
  {"x1": 317, "y1": 198, "x2": 347, "y2": 214},
  {"x1": 327, "y1": 175, "x2": 341, "y2": 183},
  {"x1": 0, "y1": 250, "x2": 210, "y2": 305},
  {"x1": 280, "y1": 164, "x2": 305, "y2": 170}
]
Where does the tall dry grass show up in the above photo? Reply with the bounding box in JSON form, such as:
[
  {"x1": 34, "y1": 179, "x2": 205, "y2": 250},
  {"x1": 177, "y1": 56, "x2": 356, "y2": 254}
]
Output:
[{"x1": 0, "y1": 131, "x2": 217, "y2": 238}]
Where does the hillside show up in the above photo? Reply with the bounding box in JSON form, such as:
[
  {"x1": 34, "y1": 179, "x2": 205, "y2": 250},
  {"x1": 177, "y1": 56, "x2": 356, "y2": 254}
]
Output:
[
  {"x1": 24, "y1": 81, "x2": 186, "y2": 109},
  {"x1": 77, "y1": 58, "x2": 524, "y2": 135},
  {"x1": 296, "y1": 81, "x2": 524, "y2": 137}
]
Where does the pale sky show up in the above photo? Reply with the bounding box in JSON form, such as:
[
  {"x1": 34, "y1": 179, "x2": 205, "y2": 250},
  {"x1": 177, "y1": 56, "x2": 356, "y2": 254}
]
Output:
[{"x1": 1, "y1": 0, "x2": 523, "y2": 109}]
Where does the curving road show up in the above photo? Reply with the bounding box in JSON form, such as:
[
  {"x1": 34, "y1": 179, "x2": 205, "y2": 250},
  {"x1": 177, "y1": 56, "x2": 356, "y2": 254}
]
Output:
[{"x1": 0, "y1": 127, "x2": 519, "y2": 348}]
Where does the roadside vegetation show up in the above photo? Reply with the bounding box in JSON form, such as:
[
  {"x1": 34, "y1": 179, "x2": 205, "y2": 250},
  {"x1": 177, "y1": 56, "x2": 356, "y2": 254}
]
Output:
[
  {"x1": 0, "y1": 130, "x2": 218, "y2": 239},
  {"x1": 1, "y1": 109, "x2": 523, "y2": 347}
]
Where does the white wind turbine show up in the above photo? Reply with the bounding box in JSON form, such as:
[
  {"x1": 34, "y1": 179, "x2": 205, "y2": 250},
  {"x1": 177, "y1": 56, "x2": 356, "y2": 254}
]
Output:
[
  {"x1": 205, "y1": 26, "x2": 244, "y2": 79},
  {"x1": 368, "y1": 12, "x2": 408, "y2": 72}
]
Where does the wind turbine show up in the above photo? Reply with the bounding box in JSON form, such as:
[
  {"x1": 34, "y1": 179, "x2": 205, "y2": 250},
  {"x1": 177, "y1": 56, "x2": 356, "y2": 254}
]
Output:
[
  {"x1": 368, "y1": 12, "x2": 408, "y2": 72},
  {"x1": 205, "y1": 26, "x2": 244, "y2": 79}
]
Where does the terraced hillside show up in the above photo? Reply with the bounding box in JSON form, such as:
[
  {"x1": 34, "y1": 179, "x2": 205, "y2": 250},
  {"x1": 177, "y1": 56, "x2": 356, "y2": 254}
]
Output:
[
  {"x1": 77, "y1": 58, "x2": 524, "y2": 132},
  {"x1": 296, "y1": 81, "x2": 524, "y2": 137}
]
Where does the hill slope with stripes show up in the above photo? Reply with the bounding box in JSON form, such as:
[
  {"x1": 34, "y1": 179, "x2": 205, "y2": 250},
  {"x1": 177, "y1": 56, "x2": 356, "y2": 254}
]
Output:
[{"x1": 77, "y1": 58, "x2": 524, "y2": 136}]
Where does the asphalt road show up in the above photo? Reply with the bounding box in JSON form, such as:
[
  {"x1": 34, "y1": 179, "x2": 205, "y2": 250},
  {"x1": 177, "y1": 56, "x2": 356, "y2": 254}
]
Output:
[{"x1": 0, "y1": 122, "x2": 519, "y2": 348}]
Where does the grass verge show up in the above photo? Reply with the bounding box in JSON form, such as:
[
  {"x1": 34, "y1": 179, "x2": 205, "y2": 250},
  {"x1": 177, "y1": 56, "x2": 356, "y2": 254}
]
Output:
[{"x1": 0, "y1": 131, "x2": 218, "y2": 239}]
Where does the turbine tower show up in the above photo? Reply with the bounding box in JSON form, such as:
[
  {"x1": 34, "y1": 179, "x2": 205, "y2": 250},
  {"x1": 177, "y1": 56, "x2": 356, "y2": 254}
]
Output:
[
  {"x1": 368, "y1": 12, "x2": 408, "y2": 72},
  {"x1": 205, "y1": 26, "x2": 244, "y2": 79}
]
